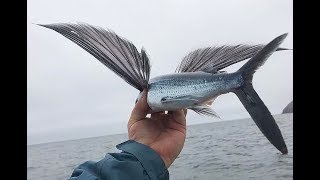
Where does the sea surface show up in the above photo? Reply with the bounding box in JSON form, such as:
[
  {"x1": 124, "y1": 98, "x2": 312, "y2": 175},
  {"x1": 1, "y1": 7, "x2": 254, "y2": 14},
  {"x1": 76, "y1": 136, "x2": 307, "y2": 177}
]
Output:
[{"x1": 27, "y1": 113, "x2": 293, "y2": 180}]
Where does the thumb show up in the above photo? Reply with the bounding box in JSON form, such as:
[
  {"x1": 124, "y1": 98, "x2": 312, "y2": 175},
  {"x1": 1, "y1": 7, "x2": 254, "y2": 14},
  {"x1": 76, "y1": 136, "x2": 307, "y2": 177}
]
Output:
[{"x1": 129, "y1": 89, "x2": 149, "y2": 124}]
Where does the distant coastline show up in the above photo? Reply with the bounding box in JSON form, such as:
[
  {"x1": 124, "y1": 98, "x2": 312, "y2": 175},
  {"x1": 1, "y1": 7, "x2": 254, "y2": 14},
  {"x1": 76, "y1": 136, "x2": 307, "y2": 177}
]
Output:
[{"x1": 282, "y1": 101, "x2": 293, "y2": 114}]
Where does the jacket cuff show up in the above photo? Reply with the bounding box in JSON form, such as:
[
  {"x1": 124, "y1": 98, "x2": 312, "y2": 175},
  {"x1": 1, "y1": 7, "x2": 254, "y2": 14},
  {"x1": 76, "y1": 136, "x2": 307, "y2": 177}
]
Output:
[{"x1": 116, "y1": 140, "x2": 169, "y2": 180}]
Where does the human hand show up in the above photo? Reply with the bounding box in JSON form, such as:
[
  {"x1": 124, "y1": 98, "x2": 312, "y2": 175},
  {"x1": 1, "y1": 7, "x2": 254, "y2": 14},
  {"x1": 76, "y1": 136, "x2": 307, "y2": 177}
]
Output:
[{"x1": 127, "y1": 89, "x2": 187, "y2": 168}]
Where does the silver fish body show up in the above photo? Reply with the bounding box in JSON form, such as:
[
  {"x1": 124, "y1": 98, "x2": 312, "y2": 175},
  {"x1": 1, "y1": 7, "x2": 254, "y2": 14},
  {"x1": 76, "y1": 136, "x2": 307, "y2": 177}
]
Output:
[{"x1": 147, "y1": 72, "x2": 243, "y2": 111}]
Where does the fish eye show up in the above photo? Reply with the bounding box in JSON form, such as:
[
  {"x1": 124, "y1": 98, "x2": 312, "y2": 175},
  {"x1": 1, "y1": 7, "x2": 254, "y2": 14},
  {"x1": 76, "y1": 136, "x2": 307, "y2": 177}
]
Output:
[{"x1": 161, "y1": 97, "x2": 167, "y2": 102}]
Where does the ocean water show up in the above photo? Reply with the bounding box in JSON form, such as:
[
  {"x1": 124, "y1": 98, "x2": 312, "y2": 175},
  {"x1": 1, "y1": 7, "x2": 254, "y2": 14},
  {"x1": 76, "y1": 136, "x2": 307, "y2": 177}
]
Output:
[{"x1": 27, "y1": 113, "x2": 293, "y2": 180}]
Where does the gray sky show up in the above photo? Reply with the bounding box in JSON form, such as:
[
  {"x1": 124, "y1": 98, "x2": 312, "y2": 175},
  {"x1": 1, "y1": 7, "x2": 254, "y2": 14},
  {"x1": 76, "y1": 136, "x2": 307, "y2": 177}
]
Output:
[{"x1": 27, "y1": 0, "x2": 293, "y2": 145}]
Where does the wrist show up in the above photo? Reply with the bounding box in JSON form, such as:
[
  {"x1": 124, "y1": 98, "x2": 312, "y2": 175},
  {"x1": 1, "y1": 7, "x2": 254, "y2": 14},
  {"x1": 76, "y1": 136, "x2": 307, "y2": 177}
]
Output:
[
  {"x1": 133, "y1": 139, "x2": 172, "y2": 168},
  {"x1": 151, "y1": 149, "x2": 171, "y2": 168},
  {"x1": 160, "y1": 156, "x2": 171, "y2": 168}
]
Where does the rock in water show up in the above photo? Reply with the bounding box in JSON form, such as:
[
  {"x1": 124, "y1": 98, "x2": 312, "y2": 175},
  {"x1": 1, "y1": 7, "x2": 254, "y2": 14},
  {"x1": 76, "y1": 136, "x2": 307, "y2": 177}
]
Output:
[{"x1": 282, "y1": 101, "x2": 293, "y2": 113}]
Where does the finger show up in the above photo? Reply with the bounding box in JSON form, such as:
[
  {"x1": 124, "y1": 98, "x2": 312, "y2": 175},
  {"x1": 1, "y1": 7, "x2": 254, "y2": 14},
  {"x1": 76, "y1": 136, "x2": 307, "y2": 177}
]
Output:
[
  {"x1": 151, "y1": 111, "x2": 165, "y2": 119},
  {"x1": 169, "y1": 109, "x2": 186, "y2": 126},
  {"x1": 183, "y1": 109, "x2": 187, "y2": 116},
  {"x1": 129, "y1": 89, "x2": 149, "y2": 124}
]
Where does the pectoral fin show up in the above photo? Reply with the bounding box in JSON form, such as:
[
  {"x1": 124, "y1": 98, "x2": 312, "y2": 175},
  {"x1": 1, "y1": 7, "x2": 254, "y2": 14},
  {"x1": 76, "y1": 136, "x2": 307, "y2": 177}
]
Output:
[{"x1": 38, "y1": 23, "x2": 150, "y2": 91}]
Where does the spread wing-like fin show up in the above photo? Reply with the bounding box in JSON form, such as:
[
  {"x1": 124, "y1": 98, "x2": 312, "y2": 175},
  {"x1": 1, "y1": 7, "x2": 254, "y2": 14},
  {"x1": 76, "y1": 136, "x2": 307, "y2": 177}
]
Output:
[
  {"x1": 176, "y1": 45, "x2": 289, "y2": 73},
  {"x1": 38, "y1": 22, "x2": 150, "y2": 91}
]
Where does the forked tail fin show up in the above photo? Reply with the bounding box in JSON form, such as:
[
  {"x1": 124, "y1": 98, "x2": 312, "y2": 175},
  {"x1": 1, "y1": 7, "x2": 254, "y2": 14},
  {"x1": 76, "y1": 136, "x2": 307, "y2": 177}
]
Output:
[{"x1": 234, "y1": 33, "x2": 288, "y2": 154}]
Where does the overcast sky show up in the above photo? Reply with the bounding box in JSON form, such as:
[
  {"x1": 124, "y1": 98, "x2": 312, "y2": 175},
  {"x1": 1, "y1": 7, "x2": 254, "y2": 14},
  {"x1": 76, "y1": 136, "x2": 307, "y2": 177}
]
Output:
[{"x1": 27, "y1": 0, "x2": 293, "y2": 145}]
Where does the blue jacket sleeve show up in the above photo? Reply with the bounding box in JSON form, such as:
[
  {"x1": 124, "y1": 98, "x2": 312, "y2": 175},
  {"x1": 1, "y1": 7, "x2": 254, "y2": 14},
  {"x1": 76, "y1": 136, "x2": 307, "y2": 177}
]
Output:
[{"x1": 69, "y1": 140, "x2": 169, "y2": 180}]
